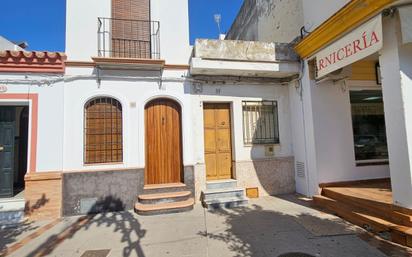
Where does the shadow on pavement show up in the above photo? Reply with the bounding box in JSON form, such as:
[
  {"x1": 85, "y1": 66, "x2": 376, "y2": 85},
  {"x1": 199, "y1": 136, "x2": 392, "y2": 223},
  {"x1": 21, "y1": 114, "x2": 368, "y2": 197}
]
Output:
[
  {"x1": 24, "y1": 196, "x2": 147, "y2": 257},
  {"x1": 199, "y1": 201, "x2": 412, "y2": 257},
  {"x1": 0, "y1": 220, "x2": 40, "y2": 254}
]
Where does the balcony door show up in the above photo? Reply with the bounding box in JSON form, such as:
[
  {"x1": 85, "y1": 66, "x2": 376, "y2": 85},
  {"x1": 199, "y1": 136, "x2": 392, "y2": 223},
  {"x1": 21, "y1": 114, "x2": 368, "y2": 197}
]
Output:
[{"x1": 111, "y1": 0, "x2": 151, "y2": 58}]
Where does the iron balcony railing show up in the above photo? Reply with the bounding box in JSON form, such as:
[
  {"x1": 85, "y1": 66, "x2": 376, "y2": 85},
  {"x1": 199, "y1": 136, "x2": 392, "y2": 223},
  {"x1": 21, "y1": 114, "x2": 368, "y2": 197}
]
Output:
[{"x1": 98, "y1": 17, "x2": 160, "y2": 59}]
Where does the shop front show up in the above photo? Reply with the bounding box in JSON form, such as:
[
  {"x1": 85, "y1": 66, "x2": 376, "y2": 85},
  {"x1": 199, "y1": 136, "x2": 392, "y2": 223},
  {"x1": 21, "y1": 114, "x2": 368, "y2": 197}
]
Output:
[{"x1": 295, "y1": 1, "x2": 412, "y2": 208}]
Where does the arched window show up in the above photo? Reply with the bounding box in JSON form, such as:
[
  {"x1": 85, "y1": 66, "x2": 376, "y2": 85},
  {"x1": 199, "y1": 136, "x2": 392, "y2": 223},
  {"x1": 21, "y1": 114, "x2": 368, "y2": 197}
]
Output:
[{"x1": 84, "y1": 97, "x2": 123, "y2": 164}]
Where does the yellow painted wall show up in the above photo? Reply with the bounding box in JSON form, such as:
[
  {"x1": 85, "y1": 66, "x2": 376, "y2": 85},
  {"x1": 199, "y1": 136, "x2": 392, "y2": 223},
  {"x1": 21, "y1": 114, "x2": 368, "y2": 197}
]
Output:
[{"x1": 351, "y1": 60, "x2": 377, "y2": 81}]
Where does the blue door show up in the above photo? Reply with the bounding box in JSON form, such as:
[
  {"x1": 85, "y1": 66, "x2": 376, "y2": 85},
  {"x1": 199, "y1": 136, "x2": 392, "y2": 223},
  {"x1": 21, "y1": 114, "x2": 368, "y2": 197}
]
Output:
[{"x1": 0, "y1": 107, "x2": 16, "y2": 198}]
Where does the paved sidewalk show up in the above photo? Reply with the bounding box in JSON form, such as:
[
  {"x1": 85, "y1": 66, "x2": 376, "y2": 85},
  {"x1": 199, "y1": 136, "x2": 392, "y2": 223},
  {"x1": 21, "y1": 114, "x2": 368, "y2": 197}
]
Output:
[{"x1": 2, "y1": 195, "x2": 411, "y2": 257}]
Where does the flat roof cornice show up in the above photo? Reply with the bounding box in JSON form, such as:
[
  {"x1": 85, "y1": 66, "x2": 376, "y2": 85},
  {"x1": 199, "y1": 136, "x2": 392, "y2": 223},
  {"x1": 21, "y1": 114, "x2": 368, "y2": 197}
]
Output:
[{"x1": 294, "y1": 0, "x2": 395, "y2": 58}]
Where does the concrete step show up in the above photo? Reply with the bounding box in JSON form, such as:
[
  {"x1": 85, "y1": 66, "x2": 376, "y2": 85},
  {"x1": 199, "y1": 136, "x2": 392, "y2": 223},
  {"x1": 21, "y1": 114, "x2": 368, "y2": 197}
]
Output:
[
  {"x1": 135, "y1": 198, "x2": 194, "y2": 216},
  {"x1": 138, "y1": 191, "x2": 191, "y2": 204},
  {"x1": 206, "y1": 179, "x2": 237, "y2": 190},
  {"x1": 202, "y1": 188, "x2": 245, "y2": 201},
  {"x1": 0, "y1": 198, "x2": 25, "y2": 228},
  {"x1": 0, "y1": 210, "x2": 25, "y2": 228},
  {"x1": 203, "y1": 196, "x2": 249, "y2": 210},
  {"x1": 143, "y1": 183, "x2": 190, "y2": 194}
]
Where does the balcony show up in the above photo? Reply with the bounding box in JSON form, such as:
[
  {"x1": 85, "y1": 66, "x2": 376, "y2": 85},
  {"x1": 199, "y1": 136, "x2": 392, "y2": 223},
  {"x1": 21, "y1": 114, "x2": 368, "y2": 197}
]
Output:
[{"x1": 97, "y1": 17, "x2": 160, "y2": 60}]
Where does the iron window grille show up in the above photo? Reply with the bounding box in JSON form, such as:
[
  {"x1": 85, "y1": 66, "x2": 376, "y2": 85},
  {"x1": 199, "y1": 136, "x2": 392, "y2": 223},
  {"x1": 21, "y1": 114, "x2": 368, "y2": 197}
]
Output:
[
  {"x1": 98, "y1": 17, "x2": 160, "y2": 59},
  {"x1": 242, "y1": 101, "x2": 279, "y2": 145},
  {"x1": 84, "y1": 97, "x2": 123, "y2": 164}
]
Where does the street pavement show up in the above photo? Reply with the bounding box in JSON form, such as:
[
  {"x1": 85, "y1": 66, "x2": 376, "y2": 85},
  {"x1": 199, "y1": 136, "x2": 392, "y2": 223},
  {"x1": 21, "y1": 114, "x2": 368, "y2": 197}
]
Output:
[{"x1": 2, "y1": 195, "x2": 411, "y2": 257}]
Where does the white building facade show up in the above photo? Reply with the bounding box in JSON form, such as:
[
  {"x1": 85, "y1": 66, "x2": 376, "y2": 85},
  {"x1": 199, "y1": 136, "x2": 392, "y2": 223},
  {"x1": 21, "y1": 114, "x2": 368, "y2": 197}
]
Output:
[
  {"x1": 1, "y1": 0, "x2": 411, "y2": 226},
  {"x1": 0, "y1": 0, "x2": 299, "y2": 219}
]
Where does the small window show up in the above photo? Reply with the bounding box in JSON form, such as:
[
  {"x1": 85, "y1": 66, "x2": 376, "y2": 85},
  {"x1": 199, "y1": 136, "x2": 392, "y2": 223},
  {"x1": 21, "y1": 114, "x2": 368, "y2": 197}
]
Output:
[
  {"x1": 84, "y1": 97, "x2": 123, "y2": 164},
  {"x1": 242, "y1": 101, "x2": 279, "y2": 145}
]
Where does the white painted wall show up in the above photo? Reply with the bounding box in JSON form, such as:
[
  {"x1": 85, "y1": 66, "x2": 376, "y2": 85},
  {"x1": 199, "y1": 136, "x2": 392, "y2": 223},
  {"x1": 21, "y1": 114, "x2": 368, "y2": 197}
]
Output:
[
  {"x1": 191, "y1": 83, "x2": 293, "y2": 166},
  {"x1": 290, "y1": 65, "x2": 320, "y2": 196},
  {"x1": 302, "y1": 0, "x2": 350, "y2": 32},
  {"x1": 310, "y1": 79, "x2": 389, "y2": 184},
  {"x1": 0, "y1": 74, "x2": 65, "y2": 173},
  {"x1": 66, "y1": 0, "x2": 191, "y2": 64},
  {"x1": 289, "y1": 80, "x2": 310, "y2": 195},
  {"x1": 62, "y1": 68, "x2": 294, "y2": 171},
  {"x1": 65, "y1": 0, "x2": 111, "y2": 61},
  {"x1": 150, "y1": 0, "x2": 192, "y2": 63},
  {"x1": 379, "y1": 16, "x2": 412, "y2": 208},
  {"x1": 292, "y1": 66, "x2": 390, "y2": 196},
  {"x1": 63, "y1": 68, "x2": 195, "y2": 171},
  {"x1": 258, "y1": 0, "x2": 304, "y2": 43}
]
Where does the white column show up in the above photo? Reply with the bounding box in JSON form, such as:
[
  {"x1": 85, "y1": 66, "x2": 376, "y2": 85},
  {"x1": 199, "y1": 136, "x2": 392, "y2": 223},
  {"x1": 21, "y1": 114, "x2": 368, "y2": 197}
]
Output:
[
  {"x1": 379, "y1": 16, "x2": 412, "y2": 208},
  {"x1": 289, "y1": 61, "x2": 320, "y2": 197}
]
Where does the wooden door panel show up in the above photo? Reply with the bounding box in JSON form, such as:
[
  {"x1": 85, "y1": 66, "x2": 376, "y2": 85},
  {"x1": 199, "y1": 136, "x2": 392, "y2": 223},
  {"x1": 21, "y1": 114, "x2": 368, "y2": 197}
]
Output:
[
  {"x1": 203, "y1": 103, "x2": 232, "y2": 181},
  {"x1": 205, "y1": 153, "x2": 217, "y2": 180},
  {"x1": 145, "y1": 99, "x2": 182, "y2": 185},
  {"x1": 216, "y1": 129, "x2": 231, "y2": 152},
  {"x1": 0, "y1": 107, "x2": 16, "y2": 198},
  {"x1": 215, "y1": 104, "x2": 230, "y2": 127},
  {"x1": 204, "y1": 129, "x2": 216, "y2": 153},
  {"x1": 203, "y1": 106, "x2": 215, "y2": 127},
  {"x1": 216, "y1": 152, "x2": 232, "y2": 179}
]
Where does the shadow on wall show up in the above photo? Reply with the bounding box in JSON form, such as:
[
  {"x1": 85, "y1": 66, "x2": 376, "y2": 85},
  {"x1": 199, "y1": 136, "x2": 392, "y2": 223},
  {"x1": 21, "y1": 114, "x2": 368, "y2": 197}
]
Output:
[
  {"x1": 23, "y1": 196, "x2": 147, "y2": 257},
  {"x1": 24, "y1": 194, "x2": 49, "y2": 217}
]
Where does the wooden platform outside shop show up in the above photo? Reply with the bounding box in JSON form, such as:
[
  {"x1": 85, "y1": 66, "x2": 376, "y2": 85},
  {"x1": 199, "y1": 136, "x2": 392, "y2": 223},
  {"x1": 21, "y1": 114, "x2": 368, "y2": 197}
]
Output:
[{"x1": 313, "y1": 178, "x2": 412, "y2": 247}]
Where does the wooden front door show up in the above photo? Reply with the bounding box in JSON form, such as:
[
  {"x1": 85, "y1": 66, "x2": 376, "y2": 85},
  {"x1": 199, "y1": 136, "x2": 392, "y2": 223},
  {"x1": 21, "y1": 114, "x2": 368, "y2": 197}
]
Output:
[
  {"x1": 0, "y1": 107, "x2": 16, "y2": 198},
  {"x1": 145, "y1": 99, "x2": 183, "y2": 185},
  {"x1": 203, "y1": 103, "x2": 233, "y2": 181}
]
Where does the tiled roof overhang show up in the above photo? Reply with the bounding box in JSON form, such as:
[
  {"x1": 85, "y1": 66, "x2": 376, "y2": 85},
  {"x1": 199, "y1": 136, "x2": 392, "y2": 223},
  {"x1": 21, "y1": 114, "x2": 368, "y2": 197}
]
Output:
[{"x1": 0, "y1": 50, "x2": 67, "y2": 74}]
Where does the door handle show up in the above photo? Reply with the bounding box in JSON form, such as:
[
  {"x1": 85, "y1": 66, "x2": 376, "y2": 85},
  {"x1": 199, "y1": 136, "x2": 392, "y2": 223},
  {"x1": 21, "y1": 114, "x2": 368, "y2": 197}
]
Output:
[{"x1": 0, "y1": 146, "x2": 4, "y2": 152}]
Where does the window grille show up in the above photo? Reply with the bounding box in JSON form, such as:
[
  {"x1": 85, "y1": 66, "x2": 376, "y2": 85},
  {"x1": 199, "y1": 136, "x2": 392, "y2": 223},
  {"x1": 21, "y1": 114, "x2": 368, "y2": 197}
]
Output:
[
  {"x1": 242, "y1": 101, "x2": 279, "y2": 145},
  {"x1": 84, "y1": 97, "x2": 123, "y2": 164}
]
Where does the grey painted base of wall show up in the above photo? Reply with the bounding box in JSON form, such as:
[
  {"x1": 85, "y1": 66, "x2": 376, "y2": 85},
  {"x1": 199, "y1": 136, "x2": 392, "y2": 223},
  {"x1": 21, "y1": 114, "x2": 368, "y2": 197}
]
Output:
[
  {"x1": 62, "y1": 166, "x2": 195, "y2": 216},
  {"x1": 62, "y1": 169, "x2": 144, "y2": 216}
]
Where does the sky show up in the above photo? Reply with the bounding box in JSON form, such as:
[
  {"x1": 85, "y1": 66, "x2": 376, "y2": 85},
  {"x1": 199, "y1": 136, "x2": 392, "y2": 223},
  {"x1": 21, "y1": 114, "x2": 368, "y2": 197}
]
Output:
[{"x1": 0, "y1": 0, "x2": 244, "y2": 52}]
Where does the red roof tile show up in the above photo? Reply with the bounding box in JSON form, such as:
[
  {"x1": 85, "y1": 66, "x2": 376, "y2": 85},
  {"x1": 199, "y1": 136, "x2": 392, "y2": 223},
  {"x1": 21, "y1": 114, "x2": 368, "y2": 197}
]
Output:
[{"x1": 0, "y1": 50, "x2": 67, "y2": 74}]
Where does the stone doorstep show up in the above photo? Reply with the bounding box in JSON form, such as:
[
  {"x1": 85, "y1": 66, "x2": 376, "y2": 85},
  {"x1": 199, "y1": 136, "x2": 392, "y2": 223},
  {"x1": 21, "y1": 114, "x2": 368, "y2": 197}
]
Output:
[
  {"x1": 202, "y1": 188, "x2": 245, "y2": 201},
  {"x1": 135, "y1": 198, "x2": 195, "y2": 215},
  {"x1": 143, "y1": 183, "x2": 186, "y2": 190},
  {"x1": 138, "y1": 191, "x2": 191, "y2": 201},
  {"x1": 206, "y1": 179, "x2": 237, "y2": 190},
  {"x1": 202, "y1": 187, "x2": 245, "y2": 194},
  {"x1": 203, "y1": 196, "x2": 249, "y2": 210},
  {"x1": 137, "y1": 191, "x2": 192, "y2": 206},
  {"x1": 0, "y1": 198, "x2": 25, "y2": 212}
]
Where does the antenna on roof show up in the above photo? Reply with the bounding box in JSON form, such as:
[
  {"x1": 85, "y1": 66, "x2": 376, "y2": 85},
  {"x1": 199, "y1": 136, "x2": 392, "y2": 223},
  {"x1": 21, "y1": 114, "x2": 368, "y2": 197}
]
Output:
[{"x1": 214, "y1": 14, "x2": 222, "y2": 35}]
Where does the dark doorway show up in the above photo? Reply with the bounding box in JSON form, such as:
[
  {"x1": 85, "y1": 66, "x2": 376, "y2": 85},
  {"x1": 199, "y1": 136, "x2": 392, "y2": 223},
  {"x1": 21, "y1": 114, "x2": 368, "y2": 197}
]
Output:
[
  {"x1": 0, "y1": 106, "x2": 29, "y2": 198},
  {"x1": 15, "y1": 107, "x2": 29, "y2": 192}
]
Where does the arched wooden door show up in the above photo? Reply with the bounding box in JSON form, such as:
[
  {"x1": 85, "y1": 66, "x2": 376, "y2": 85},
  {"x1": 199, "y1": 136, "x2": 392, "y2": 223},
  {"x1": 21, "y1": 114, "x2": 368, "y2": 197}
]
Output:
[{"x1": 145, "y1": 98, "x2": 183, "y2": 185}]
